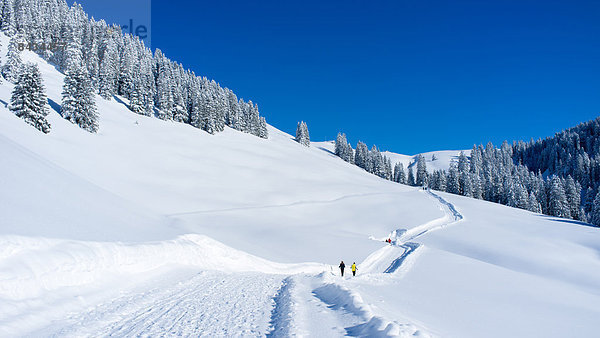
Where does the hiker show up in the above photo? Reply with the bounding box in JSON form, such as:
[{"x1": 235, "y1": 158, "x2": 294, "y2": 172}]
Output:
[
  {"x1": 339, "y1": 261, "x2": 345, "y2": 276},
  {"x1": 351, "y1": 262, "x2": 357, "y2": 276}
]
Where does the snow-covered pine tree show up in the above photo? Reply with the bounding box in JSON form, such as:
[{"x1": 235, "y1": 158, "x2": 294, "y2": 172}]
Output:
[
  {"x1": 515, "y1": 184, "x2": 529, "y2": 210},
  {"x1": 354, "y1": 141, "x2": 368, "y2": 169},
  {"x1": 446, "y1": 162, "x2": 460, "y2": 194},
  {"x1": 393, "y1": 163, "x2": 406, "y2": 184},
  {"x1": 548, "y1": 176, "x2": 571, "y2": 218},
  {"x1": 345, "y1": 141, "x2": 354, "y2": 164},
  {"x1": 527, "y1": 192, "x2": 542, "y2": 213},
  {"x1": 590, "y1": 191, "x2": 600, "y2": 226},
  {"x1": 430, "y1": 170, "x2": 447, "y2": 191},
  {"x1": 407, "y1": 166, "x2": 415, "y2": 186},
  {"x1": 370, "y1": 146, "x2": 384, "y2": 177},
  {"x1": 2, "y1": 34, "x2": 22, "y2": 82},
  {"x1": 457, "y1": 151, "x2": 469, "y2": 173},
  {"x1": 384, "y1": 156, "x2": 392, "y2": 180},
  {"x1": 129, "y1": 77, "x2": 145, "y2": 115},
  {"x1": 335, "y1": 133, "x2": 353, "y2": 163},
  {"x1": 583, "y1": 187, "x2": 595, "y2": 213},
  {"x1": 295, "y1": 121, "x2": 310, "y2": 146},
  {"x1": 335, "y1": 133, "x2": 345, "y2": 157},
  {"x1": 416, "y1": 154, "x2": 428, "y2": 186},
  {"x1": 258, "y1": 117, "x2": 268, "y2": 139},
  {"x1": 1, "y1": 0, "x2": 15, "y2": 36},
  {"x1": 461, "y1": 171, "x2": 474, "y2": 197},
  {"x1": 564, "y1": 176, "x2": 582, "y2": 220},
  {"x1": 457, "y1": 151, "x2": 470, "y2": 195},
  {"x1": 98, "y1": 33, "x2": 118, "y2": 100},
  {"x1": 11, "y1": 62, "x2": 50, "y2": 133},
  {"x1": 61, "y1": 62, "x2": 98, "y2": 133}
]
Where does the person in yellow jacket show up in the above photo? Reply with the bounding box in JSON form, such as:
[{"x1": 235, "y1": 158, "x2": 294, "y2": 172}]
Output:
[{"x1": 351, "y1": 262, "x2": 357, "y2": 276}]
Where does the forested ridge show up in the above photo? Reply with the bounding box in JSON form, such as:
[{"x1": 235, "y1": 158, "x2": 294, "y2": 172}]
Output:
[
  {"x1": 1, "y1": 0, "x2": 268, "y2": 137},
  {"x1": 336, "y1": 116, "x2": 600, "y2": 226}
]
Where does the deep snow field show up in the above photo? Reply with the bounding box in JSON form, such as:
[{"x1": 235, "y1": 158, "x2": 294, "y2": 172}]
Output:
[{"x1": 1, "y1": 33, "x2": 600, "y2": 337}]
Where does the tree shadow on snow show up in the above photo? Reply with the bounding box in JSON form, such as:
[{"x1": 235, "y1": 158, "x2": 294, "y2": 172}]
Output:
[
  {"x1": 317, "y1": 146, "x2": 336, "y2": 156},
  {"x1": 113, "y1": 95, "x2": 128, "y2": 108},
  {"x1": 47, "y1": 98, "x2": 61, "y2": 115},
  {"x1": 536, "y1": 215, "x2": 597, "y2": 229}
]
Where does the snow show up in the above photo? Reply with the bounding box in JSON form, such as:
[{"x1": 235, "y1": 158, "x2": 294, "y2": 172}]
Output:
[{"x1": 1, "y1": 31, "x2": 600, "y2": 337}]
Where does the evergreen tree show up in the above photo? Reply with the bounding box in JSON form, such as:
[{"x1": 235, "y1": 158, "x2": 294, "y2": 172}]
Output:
[
  {"x1": 258, "y1": 117, "x2": 268, "y2": 139},
  {"x1": 1, "y1": 0, "x2": 15, "y2": 36},
  {"x1": 590, "y1": 191, "x2": 600, "y2": 226},
  {"x1": 472, "y1": 173, "x2": 483, "y2": 199},
  {"x1": 583, "y1": 187, "x2": 595, "y2": 213},
  {"x1": 527, "y1": 192, "x2": 542, "y2": 213},
  {"x1": 11, "y1": 63, "x2": 50, "y2": 133},
  {"x1": 461, "y1": 171, "x2": 473, "y2": 197},
  {"x1": 457, "y1": 151, "x2": 469, "y2": 173},
  {"x1": 335, "y1": 133, "x2": 353, "y2": 163},
  {"x1": 2, "y1": 34, "x2": 22, "y2": 82},
  {"x1": 370, "y1": 146, "x2": 384, "y2": 177},
  {"x1": 129, "y1": 75, "x2": 145, "y2": 115},
  {"x1": 393, "y1": 163, "x2": 406, "y2": 184},
  {"x1": 354, "y1": 141, "x2": 369, "y2": 169},
  {"x1": 416, "y1": 155, "x2": 428, "y2": 186},
  {"x1": 98, "y1": 36, "x2": 118, "y2": 100},
  {"x1": 295, "y1": 121, "x2": 310, "y2": 146},
  {"x1": 384, "y1": 156, "x2": 392, "y2": 180},
  {"x1": 407, "y1": 166, "x2": 415, "y2": 186},
  {"x1": 564, "y1": 176, "x2": 581, "y2": 219},
  {"x1": 61, "y1": 61, "x2": 98, "y2": 133},
  {"x1": 548, "y1": 176, "x2": 570, "y2": 218},
  {"x1": 446, "y1": 162, "x2": 460, "y2": 194}
]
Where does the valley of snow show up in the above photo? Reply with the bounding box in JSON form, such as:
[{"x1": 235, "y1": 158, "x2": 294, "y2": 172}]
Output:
[{"x1": 1, "y1": 34, "x2": 600, "y2": 337}]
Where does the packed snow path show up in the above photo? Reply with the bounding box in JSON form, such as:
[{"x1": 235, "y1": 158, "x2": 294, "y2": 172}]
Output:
[{"x1": 32, "y1": 271, "x2": 284, "y2": 337}]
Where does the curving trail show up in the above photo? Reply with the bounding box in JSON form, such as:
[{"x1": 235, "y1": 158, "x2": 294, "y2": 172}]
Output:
[{"x1": 283, "y1": 189, "x2": 464, "y2": 337}]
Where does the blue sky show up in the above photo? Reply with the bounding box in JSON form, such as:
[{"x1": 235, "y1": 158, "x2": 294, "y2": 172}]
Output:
[{"x1": 78, "y1": 0, "x2": 599, "y2": 154}]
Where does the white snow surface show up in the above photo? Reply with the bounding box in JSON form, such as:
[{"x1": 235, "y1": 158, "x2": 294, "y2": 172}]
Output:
[{"x1": 1, "y1": 32, "x2": 600, "y2": 337}]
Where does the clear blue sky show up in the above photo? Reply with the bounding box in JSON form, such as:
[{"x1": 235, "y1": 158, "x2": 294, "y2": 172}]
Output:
[{"x1": 79, "y1": 0, "x2": 599, "y2": 154}]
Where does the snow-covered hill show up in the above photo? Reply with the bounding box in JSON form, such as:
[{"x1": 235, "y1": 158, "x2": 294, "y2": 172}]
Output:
[{"x1": 2, "y1": 35, "x2": 600, "y2": 337}]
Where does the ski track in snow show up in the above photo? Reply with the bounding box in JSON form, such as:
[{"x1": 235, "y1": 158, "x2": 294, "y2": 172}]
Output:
[{"x1": 167, "y1": 192, "x2": 392, "y2": 216}]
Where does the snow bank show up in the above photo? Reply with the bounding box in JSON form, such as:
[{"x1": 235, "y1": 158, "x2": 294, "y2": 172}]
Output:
[
  {"x1": 314, "y1": 280, "x2": 429, "y2": 337},
  {"x1": 0, "y1": 234, "x2": 326, "y2": 301}
]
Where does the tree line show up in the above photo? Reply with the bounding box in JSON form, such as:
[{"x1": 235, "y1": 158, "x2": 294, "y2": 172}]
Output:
[
  {"x1": 335, "y1": 130, "x2": 600, "y2": 226},
  {"x1": 2, "y1": 0, "x2": 267, "y2": 138}
]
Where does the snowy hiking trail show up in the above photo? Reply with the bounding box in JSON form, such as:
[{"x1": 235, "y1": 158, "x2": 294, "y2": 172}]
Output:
[
  {"x1": 361, "y1": 190, "x2": 464, "y2": 276},
  {"x1": 9, "y1": 190, "x2": 462, "y2": 337},
  {"x1": 268, "y1": 189, "x2": 464, "y2": 337},
  {"x1": 31, "y1": 270, "x2": 285, "y2": 337}
]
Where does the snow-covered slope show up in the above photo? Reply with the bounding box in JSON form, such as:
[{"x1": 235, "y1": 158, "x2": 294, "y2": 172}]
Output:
[{"x1": 2, "y1": 34, "x2": 600, "y2": 337}]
